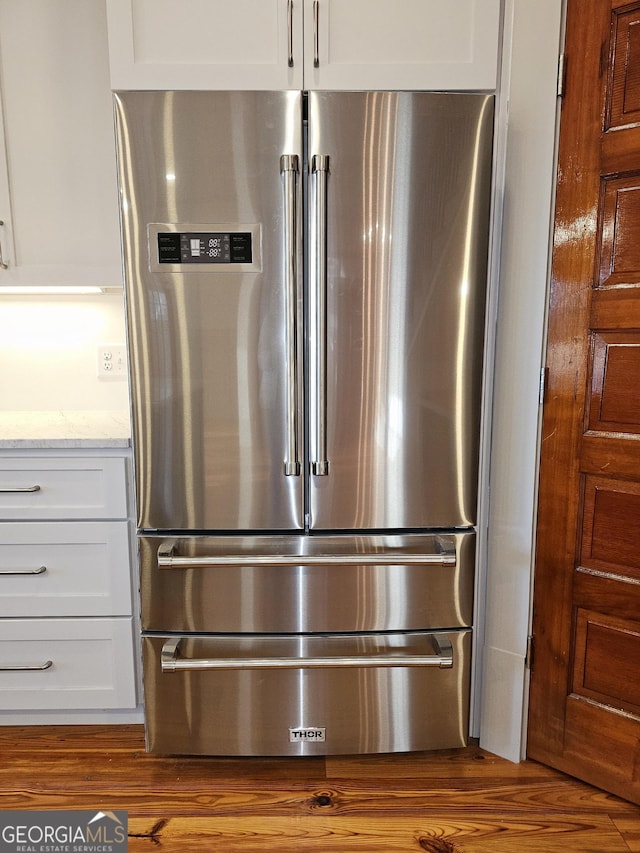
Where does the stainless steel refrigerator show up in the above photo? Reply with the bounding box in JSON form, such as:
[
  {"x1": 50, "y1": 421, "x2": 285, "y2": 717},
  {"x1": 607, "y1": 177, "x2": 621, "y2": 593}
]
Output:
[{"x1": 114, "y1": 90, "x2": 494, "y2": 756}]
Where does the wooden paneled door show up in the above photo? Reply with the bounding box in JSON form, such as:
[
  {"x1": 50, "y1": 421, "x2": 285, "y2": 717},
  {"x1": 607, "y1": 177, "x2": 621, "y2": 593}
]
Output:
[{"x1": 528, "y1": 0, "x2": 640, "y2": 804}]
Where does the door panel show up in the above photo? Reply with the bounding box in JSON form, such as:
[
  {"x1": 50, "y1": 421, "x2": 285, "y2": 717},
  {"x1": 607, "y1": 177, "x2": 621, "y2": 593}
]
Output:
[
  {"x1": 572, "y1": 609, "x2": 640, "y2": 713},
  {"x1": 307, "y1": 91, "x2": 494, "y2": 531},
  {"x1": 588, "y1": 333, "x2": 640, "y2": 430},
  {"x1": 114, "y1": 91, "x2": 304, "y2": 532},
  {"x1": 607, "y1": 7, "x2": 640, "y2": 130},
  {"x1": 581, "y1": 477, "x2": 640, "y2": 575},
  {"x1": 598, "y1": 174, "x2": 640, "y2": 288},
  {"x1": 529, "y1": 0, "x2": 640, "y2": 804}
]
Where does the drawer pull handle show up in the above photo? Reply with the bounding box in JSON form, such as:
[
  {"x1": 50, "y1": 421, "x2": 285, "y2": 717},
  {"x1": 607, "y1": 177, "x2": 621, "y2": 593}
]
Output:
[
  {"x1": 161, "y1": 637, "x2": 454, "y2": 672},
  {"x1": 0, "y1": 566, "x2": 47, "y2": 576},
  {"x1": 0, "y1": 484, "x2": 41, "y2": 493},
  {"x1": 0, "y1": 220, "x2": 7, "y2": 270},
  {"x1": 313, "y1": 0, "x2": 319, "y2": 67},
  {"x1": 0, "y1": 660, "x2": 53, "y2": 672},
  {"x1": 287, "y1": 0, "x2": 294, "y2": 67}
]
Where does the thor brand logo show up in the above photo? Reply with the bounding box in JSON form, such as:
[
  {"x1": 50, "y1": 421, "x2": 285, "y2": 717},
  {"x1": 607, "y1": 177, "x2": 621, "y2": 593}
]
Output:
[{"x1": 289, "y1": 727, "x2": 326, "y2": 742}]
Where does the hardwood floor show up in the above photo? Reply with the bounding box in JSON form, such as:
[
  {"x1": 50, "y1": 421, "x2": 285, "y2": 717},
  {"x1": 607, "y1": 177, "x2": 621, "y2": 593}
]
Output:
[{"x1": 1, "y1": 725, "x2": 639, "y2": 851}]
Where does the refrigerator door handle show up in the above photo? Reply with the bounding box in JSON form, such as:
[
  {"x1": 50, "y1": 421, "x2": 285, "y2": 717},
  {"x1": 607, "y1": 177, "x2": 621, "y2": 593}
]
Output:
[
  {"x1": 157, "y1": 541, "x2": 457, "y2": 568},
  {"x1": 161, "y1": 636, "x2": 454, "y2": 672},
  {"x1": 311, "y1": 154, "x2": 329, "y2": 476},
  {"x1": 281, "y1": 154, "x2": 301, "y2": 477}
]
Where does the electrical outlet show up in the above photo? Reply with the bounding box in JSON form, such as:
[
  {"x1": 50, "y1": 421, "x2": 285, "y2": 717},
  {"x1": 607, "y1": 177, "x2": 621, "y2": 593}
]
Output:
[{"x1": 97, "y1": 344, "x2": 127, "y2": 381}]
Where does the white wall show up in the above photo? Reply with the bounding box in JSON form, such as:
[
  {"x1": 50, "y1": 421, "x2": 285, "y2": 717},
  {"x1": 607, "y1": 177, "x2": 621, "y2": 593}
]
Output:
[{"x1": 0, "y1": 291, "x2": 129, "y2": 412}]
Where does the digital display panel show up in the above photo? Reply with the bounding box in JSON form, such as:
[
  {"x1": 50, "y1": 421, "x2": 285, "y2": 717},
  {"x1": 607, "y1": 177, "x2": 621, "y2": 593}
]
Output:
[{"x1": 157, "y1": 232, "x2": 252, "y2": 265}]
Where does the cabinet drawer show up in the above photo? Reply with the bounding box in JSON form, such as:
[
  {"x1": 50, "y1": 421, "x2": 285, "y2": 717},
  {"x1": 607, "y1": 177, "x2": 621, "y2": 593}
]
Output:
[
  {"x1": 0, "y1": 457, "x2": 128, "y2": 519},
  {"x1": 0, "y1": 618, "x2": 136, "y2": 710},
  {"x1": 0, "y1": 522, "x2": 132, "y2": 617}
]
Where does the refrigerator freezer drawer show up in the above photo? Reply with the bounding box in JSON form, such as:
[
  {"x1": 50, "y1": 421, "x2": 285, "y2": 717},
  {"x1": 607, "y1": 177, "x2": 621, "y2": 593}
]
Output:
[
  {"x1": 140, "y1": 532, "x2": 475, "y2": 633},
  {"x1": 142, "y1": 630, "x2": 471, "y2": 756}
]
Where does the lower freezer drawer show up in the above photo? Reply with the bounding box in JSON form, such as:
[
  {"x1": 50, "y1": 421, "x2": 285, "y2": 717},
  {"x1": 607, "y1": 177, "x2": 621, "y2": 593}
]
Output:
[{"x1": 142, "y1": 630, "x2": 471, "y2": 756}]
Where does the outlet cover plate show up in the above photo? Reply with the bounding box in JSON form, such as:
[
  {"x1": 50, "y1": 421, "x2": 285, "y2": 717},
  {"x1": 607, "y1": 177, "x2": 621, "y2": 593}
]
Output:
[{"x1": 97, "y1": 344, "x2": 127, "y2": 381}]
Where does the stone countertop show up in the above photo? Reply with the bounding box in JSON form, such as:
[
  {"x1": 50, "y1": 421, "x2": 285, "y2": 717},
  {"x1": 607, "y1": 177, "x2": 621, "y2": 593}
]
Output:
[{"x1": 0, "y1": 410, "x2": 131, "y2": 449}]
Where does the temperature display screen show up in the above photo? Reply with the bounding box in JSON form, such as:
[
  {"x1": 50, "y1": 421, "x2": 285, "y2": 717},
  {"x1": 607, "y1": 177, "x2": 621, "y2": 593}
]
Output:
[{"x1": 157, "y1": 232, "x2": 252, "y2": 265}]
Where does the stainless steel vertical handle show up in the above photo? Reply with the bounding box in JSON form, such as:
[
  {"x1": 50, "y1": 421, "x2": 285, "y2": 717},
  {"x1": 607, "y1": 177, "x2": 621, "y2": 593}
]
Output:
[
  {"x1": 280, "y1": 154, "x2": 301, "y2": 477},
  {"x1": 311, "y1": 154, "x2": 329, "y2": 476},
  {"x1": 287, "y1": 0, "x2": 294, "y2": 67},
  {"x1": 313, "y1": 0, "x2": 320, "y2": 67},
  {"x1": 0, "y1": 221, "x2": 8, "y2": 270}
]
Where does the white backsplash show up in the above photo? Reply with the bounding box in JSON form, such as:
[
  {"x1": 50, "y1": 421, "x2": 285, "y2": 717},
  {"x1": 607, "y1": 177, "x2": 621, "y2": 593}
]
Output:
[{"x1": 0, "y1": 292, "x2": 130, "y2": 412}]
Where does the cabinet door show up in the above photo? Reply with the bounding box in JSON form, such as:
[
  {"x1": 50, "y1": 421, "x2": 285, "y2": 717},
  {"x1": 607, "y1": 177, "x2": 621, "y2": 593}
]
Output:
[
  {"x1": 106, "y1": 0, "x2": 304, "y2": 90},
  {"x1": 0, "y1": 0, "x2": 122, "y2": 288},
  {"x1": 304, "y1": 0, "x2": 501, "y2": 91}
]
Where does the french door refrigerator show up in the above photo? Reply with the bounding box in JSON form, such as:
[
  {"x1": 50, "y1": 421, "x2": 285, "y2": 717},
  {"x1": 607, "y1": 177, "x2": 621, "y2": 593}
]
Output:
[{"x1": 114, "y1": 90, "x2": 494, "y2": 756}]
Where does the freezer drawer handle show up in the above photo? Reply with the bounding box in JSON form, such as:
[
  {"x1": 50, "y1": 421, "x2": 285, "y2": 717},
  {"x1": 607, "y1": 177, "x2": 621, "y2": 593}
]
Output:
[
  {"x1": 0, "y1": 565, "x2": 47, "y2": 576},
  {"x1": 0, "y1": 660, "x2": 53, "y2": 672},
  {"x1": 0, "y1": 484, "x2": 41, "y2": 493},
  {"x1": 311, "y1": 154, "x2": 329, "y2": 476},
  {"x1": 161, "y1": 636, "x2": 454, "y2": 672},
  {"x1": 157, "y1": 542, "x2": 456, "y2": 568},
  {"x1": 280, "y1": 154, "x2": 301, "y2": 477}
]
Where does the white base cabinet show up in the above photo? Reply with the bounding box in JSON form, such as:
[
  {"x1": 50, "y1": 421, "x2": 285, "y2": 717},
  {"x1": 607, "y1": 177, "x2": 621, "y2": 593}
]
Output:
[
  {"x1": 0, "y1": 451, "x2": 139, "y2": 721},
  {"x1": 106, "y1": 0, "x2": 501, "y2": 91},
  {"x1": 0, "y1": 619, "x2": 135, "y2": 711}
]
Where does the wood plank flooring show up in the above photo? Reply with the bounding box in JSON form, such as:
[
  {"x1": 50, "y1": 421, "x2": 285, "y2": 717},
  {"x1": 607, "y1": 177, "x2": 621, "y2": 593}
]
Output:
[{"x1": 0, "y1": 725, "x2": 638, "y2": 851}]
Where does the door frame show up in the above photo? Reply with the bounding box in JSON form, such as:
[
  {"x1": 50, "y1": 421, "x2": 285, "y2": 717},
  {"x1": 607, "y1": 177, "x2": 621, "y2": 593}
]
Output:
[{"x1": 475, "y1": 0, "x2": 564, "y2": 760}]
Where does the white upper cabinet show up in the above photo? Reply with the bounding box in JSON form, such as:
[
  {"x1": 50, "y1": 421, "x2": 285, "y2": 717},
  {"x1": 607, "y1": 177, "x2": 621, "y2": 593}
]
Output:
[
  {"x1": 106, "y1": 0, "x2": 305, "y2": 90},
  {"x1": 306, "y1": 0, "x2": 501, "y2": 91},
  {"x1": 0, "y1": 1, "x2": 122, "y2": 288},
  {"x1": 106, "y1": 0, "x2": 501, "y2": 91}
]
